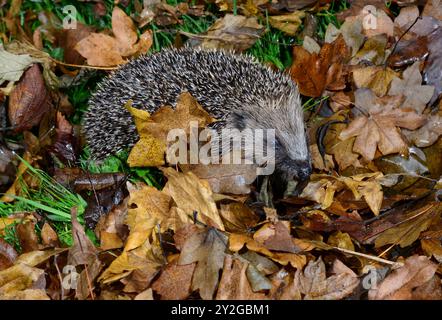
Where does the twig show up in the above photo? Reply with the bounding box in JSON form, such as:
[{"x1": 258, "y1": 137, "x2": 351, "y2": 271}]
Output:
[
  {"x1": 54, "y1": 254, "x2": 65, "y2": 300},
  {"x1": 49, "y1": 57, "x2": 119, "y2": 71},
  {"x1": 334, "y1": 247, "x2": 403, "y2": 267}
]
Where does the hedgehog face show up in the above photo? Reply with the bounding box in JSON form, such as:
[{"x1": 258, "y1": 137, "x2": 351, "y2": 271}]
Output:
[{"x1": 227, "y1": 89, "x2": 312, "y2": 182}]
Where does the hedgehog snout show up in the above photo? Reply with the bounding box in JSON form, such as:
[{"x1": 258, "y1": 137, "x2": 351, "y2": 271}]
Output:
[{"x1": 292, "y1": 159, "x2": 312, "y2": 181}]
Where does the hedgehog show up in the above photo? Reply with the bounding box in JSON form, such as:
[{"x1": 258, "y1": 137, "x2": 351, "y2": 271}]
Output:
[{"x1": 84, "y1": 48, "x2": 312, "y2": 182}]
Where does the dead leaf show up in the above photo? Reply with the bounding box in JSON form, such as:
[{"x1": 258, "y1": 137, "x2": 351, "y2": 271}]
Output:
[
  {"x1": 388, "y1": 61, "x2": 435, "y2": 113},
  {"x1": 269, "y1": 11, "x2": 305, "y2": 36},
  {"x1": 403, "y1": 114, "x2": 442, "y2": 148},
  {"x1": 290, "y1": 35, "x2": 348, "y2": 97},
  {"x1": 127, "y1": 92, "x2": 214, "y2": 167},
  {"x1": 352, "y1": 65, "x2": 397, "y2": 96},
  {"x1": 0, "y1": 46, "x2": 34, "y2": 85},
  {"x1": 112, "y1": 7, "x2": 138, "y2": 56},
  {"x1": 339, "y1": 89, "x2": 427, "y2": 161},
  {"x1": 215, "y1": 255, "x2": 267, "y2": 299},
  {"x1": 41, "y1": 223, "x2": 60, "y2": 248},
  {"x1": 16, "y1": 218, "x2": 39, "y2": 253},
  {"x1": 0, "y1": 239, "x2": 18, "y2": 271},
  {"x1": 196, "y1": 14, "x2": 264, "y2": 52},
  {"x1": 178, "y1": 227, "x2": 227, "y2": 300},
  {"x1": 180, "y1": 162, "x2": 257, "y2": 195},
  {"x1": 162, "y1": 167, "x2": 224, "y2": 230},
  {"x1": 253, "y1": 221, "x2": 300, "y2": 253},
  {"x1": 369, "y1": 255, "x2": 439, "y2": 300},
  {"x1": 151, "y1": 260, "x2": 196, "y2": 300},
  {"x1": 0, "y1": 263, "x2": 49, "y2": 300},
  {"x1": 374, "y1": 203, "x2": 441, "y2": 248},
  {"x1": 297, "y1": 257, "x2": 359, "y2": 300},
  {"x1": 8, "y1": 64, "x2": 50, "y2": 133},
  {"x1": 68, "y1": 208, "x2": 98, "y2": 266},
  {"x1": 75, "y1": 33, "x2": 124, "y2": 66},
  {"x1": 219, "y1": 202, "x2": 260, "y2": 233}
]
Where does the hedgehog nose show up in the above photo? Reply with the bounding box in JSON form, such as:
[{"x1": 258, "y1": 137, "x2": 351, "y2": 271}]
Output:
[{"x1": 296, "y1": 161, "x2": 312, "y2": 182}]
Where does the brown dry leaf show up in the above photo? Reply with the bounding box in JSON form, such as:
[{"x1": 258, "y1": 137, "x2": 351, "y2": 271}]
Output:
[
  {"x1": 339, "y1": 89, "x2": 427, "y2": 161},
  {"x1": 229, "y1": 233, "x2": 273, "y2": 257},
  {"x1": 339, "y1": 1, "x2": 394, "y2": 37},
  {"x1": 95, "y1": 197, "x2": 128, "y2": 251},
  {"x1": 99, "y1": 240, "x2": 162, "y2": 285},
  {"x1": 75, "y1": 33, "x2": 124, "y2": 66},
  {"x1": 5, "y1": 40, "x2": 59, "y2": 89},
  {"x1": 125, "y1": 182, "x2": 171, "y2": 251},
  {"x1": 310, "y1": 144, "x2": 334, "y2": 172},
  {"x1": 323, "y1": 120, "x2": 362, "y2": 171},
  {"x1": 14, "y1": 248, "x2": 67, "y2": 267},
  {"x1": 421, "y1": 237, "x2": 442, "y2": 263},
  {"x1": 151, "y1": 259, "x2": 196, "y2": 300},
  {"x1": 134, "y1": 288, "x2": 154, "y2": 300},
  {"x1": 387, "y1": 36, "x2": 429, "y2": 68},
  {"x1": 369, "y1": 255, "x2": 439, "y2": 300},
  {"x1": 97, "y1": 183, "x2": 174, "y2": 286},
  {"x1": 388, "y1": 61, "x2": 435, "y2": 113},
  {"x1": 58, "y1": 22, "x2": 93, "y2": 65},
  {"x1": 180, "y1": 162, "x2": 257, "y2": 195},
  {"x1": 297, "y1": 257, "x2": 359, "y2": 300},
  {"x1": 197, "y1": 14, "x2": 264, "y2": 52},
  {"x1": 0, "y1": 45, "x2": 35, "y2": 86},
  {"x1": 40, "y1": 222, "x2": 60, "y2": 248},
  {"x1": 229, "y1": 233, "x2": 306, "y2": 269},
  {"x1": 335, "y1": 18, "x2": 365, "y2": 56},
  {"x1": 216, "y1": 255, "x2": 267, "y2": 300},
  {"x1": 112, "y1": 6, "x2": 138, "y2": 56},
  {"x1": 8, "y1": 64, "x2": 50, "y2": 133},
  {"x1": 0, "y1": 239, "x2": 18, "y2": 271},
  {"x1": 403, "y1": 115, "x2": 442, "y2": 148},
  {"x1": 0, "y1": 263, "x2": 49, "y2": 300},
  {"x1": 351, "y1": 34, "x2": 388, "y2": 65},
  {"x1": 269, "y1": 269, "x2": 302, "y2": 300},
  {"x1": 76, "y1": 258, "x2": 103, "y2": 300},
  {"x1": 162, "y1": 167, "x2": 224, "y2": 231},
  {"x1": 75, "y1": 7, "x2": 152, "y2": 66},
  {"x1": 150, "y1": 92, "x2": 214, "y2": 140},
  {"x1": 290, "y1": 35, "x2": 348, "y2": 97},
  {"x1": 253, "y1": 221, "x2": 300, "y2": 253},
  {"x1": 300, "y1": 173, "x2": 384, "y2": 215},
  {"x1": 68, "y1": 208, "x2": 98, "y2": 266},
  {"x1": 394, "y1": 5, "x2": 419, "y2": 30},
  {"x1": 423, "y1": 0, "x2": 442, "y2": 20},
  {"x1": 16, "y1": 219, "x2": 39, "y2": 253},
  {"x1": 134, "y1": 30, "x2": 153, "y2": 55},
  {"x1": 269, "y1": 11, "x2": 305, "y2": 36},
  {"x1": 219, "y1": 202, "x2": 260, "y2": 233},
  {"x1": 178, "y1": 227, "x2": 227, "y2": 300},
  {"x1": 352, "y1": 65, "x2": 397, "y2": 96},
  {"x1": 327, "y1": 231, "x2": 355, "y2": 251},
  {"x1": 374, "y1": 203, "x2": 441, "y2": 248}
]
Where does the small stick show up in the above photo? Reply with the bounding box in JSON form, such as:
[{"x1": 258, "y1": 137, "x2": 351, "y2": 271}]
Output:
[
  {"x1": 334, "y1": 246, "x2": 403, "y2": 267},
  {"x1": 50, "y1": 57, "x2": 119, "y2": 70}
]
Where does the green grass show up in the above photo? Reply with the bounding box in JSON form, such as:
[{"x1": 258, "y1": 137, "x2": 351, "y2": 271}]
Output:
[
  {"x1": 248, "y1": 28, "x2": 298, "y2": 70},
  {"x1": 79, "y1": 149, "x2": 163, "y2": 189},
  {"x1": 0, "y1": 157, "x2": 87, "y2": 247},
  {"x1": 315, "y1": 0, "x2": 349, "y2": 40}
]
